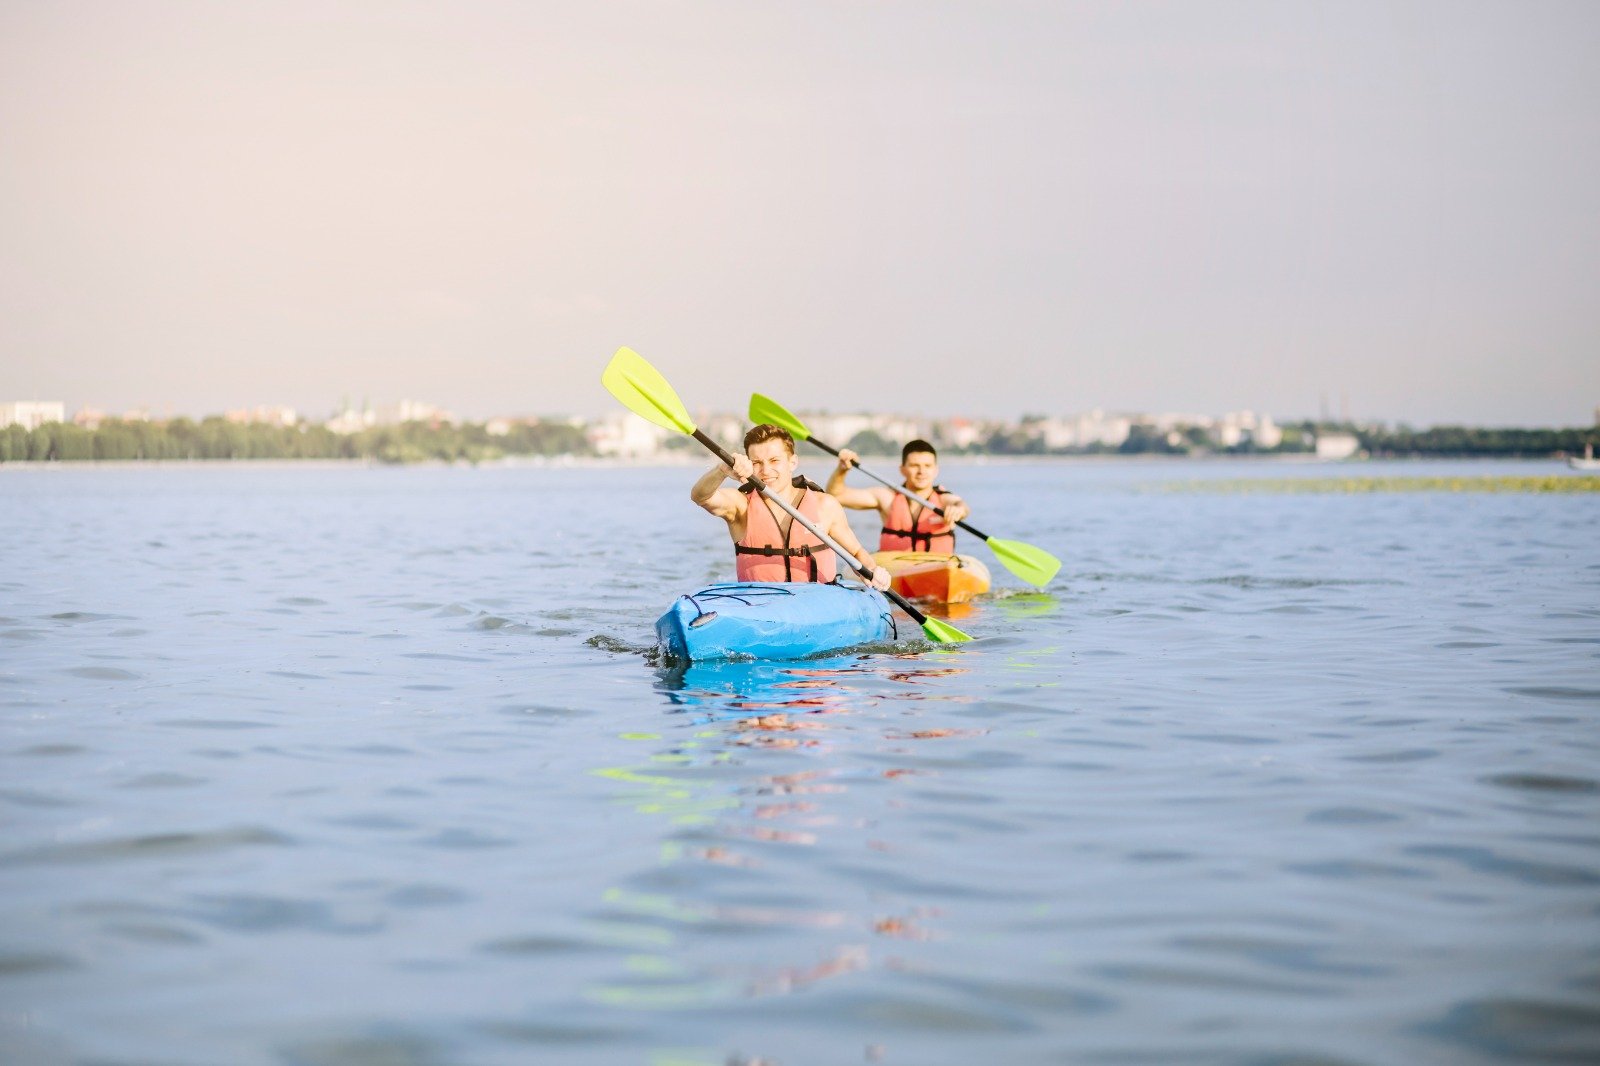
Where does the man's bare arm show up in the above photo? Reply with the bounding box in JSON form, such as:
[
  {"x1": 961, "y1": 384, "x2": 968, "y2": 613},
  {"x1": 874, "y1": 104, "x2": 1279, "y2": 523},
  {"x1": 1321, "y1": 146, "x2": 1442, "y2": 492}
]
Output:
[
  {"x1": 691, "y1": 459, "x2": 748, "y2": 522},
  {"x1": 826, "y1": 448, "x2": 890, "y2": 510}
]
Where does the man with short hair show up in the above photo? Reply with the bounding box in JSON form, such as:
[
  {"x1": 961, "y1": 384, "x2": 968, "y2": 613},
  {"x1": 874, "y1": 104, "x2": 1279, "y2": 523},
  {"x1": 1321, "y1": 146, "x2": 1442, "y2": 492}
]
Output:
[
  {"x1": 827, "y1": 439, "x2": 969, "y2": 553},
  {"x1": 693, "y1": 423, "x2": 891, "y2": 589}
]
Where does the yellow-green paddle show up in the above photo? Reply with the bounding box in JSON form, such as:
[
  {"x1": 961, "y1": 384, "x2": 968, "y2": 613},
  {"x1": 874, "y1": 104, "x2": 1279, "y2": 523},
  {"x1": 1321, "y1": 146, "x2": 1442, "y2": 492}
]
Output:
[
  {"x1": 749, "y1": 392, "x2": 1062, "y2": 588},
  {"x1": 602, "y1": 347, "x2": 971, "y2": 644}
]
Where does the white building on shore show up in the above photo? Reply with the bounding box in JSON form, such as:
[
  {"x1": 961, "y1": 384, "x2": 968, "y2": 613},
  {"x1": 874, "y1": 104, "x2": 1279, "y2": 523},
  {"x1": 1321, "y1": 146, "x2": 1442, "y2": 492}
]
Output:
[
  {"x1": 0, "y1": 401, "x2": 66, "y2": 430},
  {"x1": 589, "y1": 412, "x2": 668, "y2": 458},
  {"x1": 935, "y1": 417, "x2": 982, "y2": 449},
  {"x1": 1213, "y1": 410, "x2": 1283, "y2": 449},
  {"x1": 376, "y1": 400, "x2": 456, "y2": 426},
  {"x1": 1035, "y1": 409, "x2": 1134, "y2": 449},
  {"x1": 325, "y1": 400, "x2": 375, "y2": 435},
  {"x1": 1314, "y1": 432, "x2": 1361, "y2": 460},
  {"x1": 799, "y1": 413, "x2": 924, "y2": 449},
  {"x1": 225, "y1": 405, "x2": 298, "y2": 427}
]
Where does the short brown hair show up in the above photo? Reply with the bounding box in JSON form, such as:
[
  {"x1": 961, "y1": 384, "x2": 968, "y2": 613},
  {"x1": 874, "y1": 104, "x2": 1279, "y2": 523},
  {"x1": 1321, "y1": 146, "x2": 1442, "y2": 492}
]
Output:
[
  {"x1": 744, "y1": 423, "x2": 795, "y2": 454},
  {"x1": 901, "y1": 438, "x2": 937, "y2": 463}
]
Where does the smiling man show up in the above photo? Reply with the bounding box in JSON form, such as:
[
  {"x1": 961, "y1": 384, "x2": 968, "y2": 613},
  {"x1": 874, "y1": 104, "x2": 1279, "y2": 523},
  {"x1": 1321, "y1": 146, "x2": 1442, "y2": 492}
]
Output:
[
  {"x1": 692, "y1": 424, "x2": 890, "y2": 589},
  {"x1": 828, "y1": 439, "x2": 969, "y2": 553}
]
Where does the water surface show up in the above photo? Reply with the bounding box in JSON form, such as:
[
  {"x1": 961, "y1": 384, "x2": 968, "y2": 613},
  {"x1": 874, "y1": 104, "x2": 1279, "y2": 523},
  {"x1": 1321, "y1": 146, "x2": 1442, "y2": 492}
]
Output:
[{"x1": 2, "y1": 459, "x2": 1597, "y2": 1064}]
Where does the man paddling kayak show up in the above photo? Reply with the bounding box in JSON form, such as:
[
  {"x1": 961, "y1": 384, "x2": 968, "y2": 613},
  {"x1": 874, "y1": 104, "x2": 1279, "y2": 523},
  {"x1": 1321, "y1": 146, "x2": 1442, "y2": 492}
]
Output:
[
  {"x1": 827, "y1": 439, "x2": 969, "y2": 552},
  {"x1": 693, "y1": 424, "x2": 891, "y2": 590}
]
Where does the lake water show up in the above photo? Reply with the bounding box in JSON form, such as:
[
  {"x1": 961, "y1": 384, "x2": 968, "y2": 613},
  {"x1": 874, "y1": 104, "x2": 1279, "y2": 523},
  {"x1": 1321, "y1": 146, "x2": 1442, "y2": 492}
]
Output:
[{"x1": 2, "y1": 459, "x2": 1598, "y2": 1065}]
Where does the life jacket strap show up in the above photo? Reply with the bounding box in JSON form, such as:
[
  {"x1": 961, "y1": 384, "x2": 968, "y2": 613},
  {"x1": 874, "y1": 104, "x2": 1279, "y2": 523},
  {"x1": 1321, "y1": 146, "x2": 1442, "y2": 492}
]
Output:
[
  {"x1": 734, "y1": 542, "x2": 826, "y2": 581},
  {"x1": 734, "y1": 544, "x2": 822, "y2": 558}
]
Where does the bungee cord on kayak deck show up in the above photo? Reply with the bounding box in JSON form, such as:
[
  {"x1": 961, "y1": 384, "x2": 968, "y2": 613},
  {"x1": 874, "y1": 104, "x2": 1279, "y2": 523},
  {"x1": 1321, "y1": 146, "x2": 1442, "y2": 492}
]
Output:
[
  {"x1": 673, "y1": 582, "x2": 900, "y2": 652},
  {"x1": 681, "y1": 583, "x2": 797, "y2": 628}
]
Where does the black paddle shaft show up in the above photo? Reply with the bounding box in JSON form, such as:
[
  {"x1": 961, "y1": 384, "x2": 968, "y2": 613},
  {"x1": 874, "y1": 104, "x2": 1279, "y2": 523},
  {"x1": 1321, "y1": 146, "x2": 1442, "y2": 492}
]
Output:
[
  {"x1": 690, "y1": 429, "x2": 933, "y2": 626},
  {"x1": 803, "y1": 437, "x2": 995, "y2": 542}
]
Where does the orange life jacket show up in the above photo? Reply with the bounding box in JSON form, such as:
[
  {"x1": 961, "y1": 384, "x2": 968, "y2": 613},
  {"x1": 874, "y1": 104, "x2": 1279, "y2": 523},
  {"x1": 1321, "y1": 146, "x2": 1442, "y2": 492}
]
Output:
[
  {"x1": 735, "y1": 477, "x2": 837, "y2": 583},
  {"x1": 879, "y1": 486, "x2": 956, "y2": 553}
]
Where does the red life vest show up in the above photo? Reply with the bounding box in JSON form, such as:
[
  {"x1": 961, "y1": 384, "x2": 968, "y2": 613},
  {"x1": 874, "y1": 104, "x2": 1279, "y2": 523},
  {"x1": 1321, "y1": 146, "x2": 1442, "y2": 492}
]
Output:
[
  {"x1": 735, "y1": 477, "x2": 837, "y2": 583},
  {"x1": 879, "y1": 486, "x2": 956, "y2": 553}
]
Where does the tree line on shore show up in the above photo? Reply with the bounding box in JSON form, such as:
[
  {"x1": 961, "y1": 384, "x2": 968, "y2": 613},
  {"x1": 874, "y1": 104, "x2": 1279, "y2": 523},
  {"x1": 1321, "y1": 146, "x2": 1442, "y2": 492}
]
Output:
[
  {"x1": 2, "y1": 417, "x2": 1595, "y2": 463},
  {"x1": 0, "y1": 418, "x2": 591, "y2": 463},
  {"x1": 851, "y1": 422, "x2": 1599, "y2": 458}
]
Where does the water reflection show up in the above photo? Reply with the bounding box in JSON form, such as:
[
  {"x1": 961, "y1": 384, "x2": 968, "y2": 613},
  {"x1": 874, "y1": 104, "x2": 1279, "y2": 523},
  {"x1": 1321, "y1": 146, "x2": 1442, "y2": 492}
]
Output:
[
  {"x1": 658, "y1": 658, "x2": 870, "y2": 717},
  {"x1": 587, "y1": 653, "x2": 976, "y2": 1015}
]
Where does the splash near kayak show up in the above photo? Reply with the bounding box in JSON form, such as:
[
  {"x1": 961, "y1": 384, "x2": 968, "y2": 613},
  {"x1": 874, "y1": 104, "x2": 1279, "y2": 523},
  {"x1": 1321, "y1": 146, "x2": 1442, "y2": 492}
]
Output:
[
  {"x1": 871, "y1": 551, "x2": 992, "y2": 604},
  {"x1": 655, "y1": 583, "x2": 893, "y2": 662}
]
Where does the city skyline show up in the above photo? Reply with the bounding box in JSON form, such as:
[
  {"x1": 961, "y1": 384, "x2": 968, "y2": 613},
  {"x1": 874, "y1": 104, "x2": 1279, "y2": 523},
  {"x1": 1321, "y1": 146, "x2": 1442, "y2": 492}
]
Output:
[
  {"x1": 3, "y1": 3, "x2": 1598, "y2": 426},
  {"x1": 7, "y1": 389, "x2": 1593, "y2": 442}
]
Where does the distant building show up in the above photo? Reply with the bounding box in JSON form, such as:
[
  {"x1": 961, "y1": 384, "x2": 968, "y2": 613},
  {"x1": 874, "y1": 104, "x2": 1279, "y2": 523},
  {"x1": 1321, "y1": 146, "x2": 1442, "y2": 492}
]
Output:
[
  {"x1": 877, "y1": 416, "x2": 924, "y2": 446},
  {"x1": 936, "y1": 417, "x2": 981, "y2": 449},
  {"x1": 807, "y1": 413, "x2": 874, "y2": 445},
  {"x1": 485, "y1": 418, "x2": 512, "y2": 437},
  {"x1": 1020, "y1": 411, "x2": 1136, "y2": 450},
  {"x1": 1069, "y1": 409, "x2": 1133, "y2": 448},
  {"x1": 1030, "y1": 417, "x2": 1074, "y2": 450},
  {"x1": 1147, "y1": 412, "x2": 1214, "y2": 434},
  {"x1": 1212, "y1": 410, "x2": 1282, "y2": 449},
  {"x1": 589, "y1": 412, "x2": 667, "y2": 458},
  {"x1": 1314, "y1": 432, "x2": 1361, "y2": 460},
  {"x1": 376, "y1": 400, "x2": 455, "y2": 426},
  {"x1": 225, "y1": 405, "x2": 298, "y2": 427},
  {"x1": 0, "y1": 401, "x2": 66, "y2": 430},
  {"x1": 69, "y1": 406, "x2": 152, "y2": 430},
  {"x1": 766, "y1": 412, "x2": 926, "y2": 451},
  {"x1": 699, "y1": 414, "x2": 747, "y2": 448},
  {"x1": 325, "y1": 400, "x2": 376, "y2": 435}
]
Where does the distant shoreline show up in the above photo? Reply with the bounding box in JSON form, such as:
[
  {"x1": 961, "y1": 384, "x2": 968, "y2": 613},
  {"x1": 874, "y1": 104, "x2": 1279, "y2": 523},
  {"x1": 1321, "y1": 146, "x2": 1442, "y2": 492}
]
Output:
[{"x1": 1, "y1": 453, "x2": 1587, "y2": 472}]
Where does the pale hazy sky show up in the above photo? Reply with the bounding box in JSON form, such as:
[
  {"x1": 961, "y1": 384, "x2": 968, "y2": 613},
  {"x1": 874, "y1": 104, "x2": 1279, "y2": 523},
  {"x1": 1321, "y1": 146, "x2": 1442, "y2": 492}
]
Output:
[{"x1": 2, "y1": 0, "x2": 1597, "y2": 425}]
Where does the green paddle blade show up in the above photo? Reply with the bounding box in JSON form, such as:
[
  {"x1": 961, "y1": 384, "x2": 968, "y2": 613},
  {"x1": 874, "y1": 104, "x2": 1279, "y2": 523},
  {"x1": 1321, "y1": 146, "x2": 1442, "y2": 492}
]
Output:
[
  {"x1": 601, "y1": 347, "x2": 697, "y2": 436},
  {"x1": 748, "y1": 393, "x2": 811, "y2": 441},
  {"x1": 919, "y1": 615, "x2": 972, "y2": 643},
  {"x1": 986, "y1": 537, "x2": 1062, "y2": 588}
]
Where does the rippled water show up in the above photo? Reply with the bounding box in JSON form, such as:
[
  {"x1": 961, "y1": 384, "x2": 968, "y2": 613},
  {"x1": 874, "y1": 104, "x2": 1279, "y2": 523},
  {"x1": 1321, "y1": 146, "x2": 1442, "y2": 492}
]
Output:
[{"x1": 2, "y1": 459, "x2": 1598, "y2": 1065}]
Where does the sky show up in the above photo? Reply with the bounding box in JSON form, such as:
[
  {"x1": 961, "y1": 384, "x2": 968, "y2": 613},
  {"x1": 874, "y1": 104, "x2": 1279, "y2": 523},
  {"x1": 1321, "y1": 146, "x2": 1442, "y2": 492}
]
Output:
[{"x1": 1, "y1": 0, "x2": 1597, "y2": 426}]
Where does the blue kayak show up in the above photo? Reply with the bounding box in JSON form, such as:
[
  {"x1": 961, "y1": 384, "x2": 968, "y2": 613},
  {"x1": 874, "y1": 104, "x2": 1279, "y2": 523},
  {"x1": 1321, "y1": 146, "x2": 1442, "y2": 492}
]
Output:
[{"x1": 655, "y1": 582, "x2": 894, "y2": 662}]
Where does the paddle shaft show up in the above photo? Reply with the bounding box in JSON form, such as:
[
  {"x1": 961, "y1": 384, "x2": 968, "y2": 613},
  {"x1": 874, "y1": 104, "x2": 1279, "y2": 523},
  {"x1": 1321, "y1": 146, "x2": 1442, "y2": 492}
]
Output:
[
  {"x1": 800, "y1": 437, "x2": 997, "y2": 542},
  {"x1": 691, "y1": 430, "x2": 936, "y2": 626}
]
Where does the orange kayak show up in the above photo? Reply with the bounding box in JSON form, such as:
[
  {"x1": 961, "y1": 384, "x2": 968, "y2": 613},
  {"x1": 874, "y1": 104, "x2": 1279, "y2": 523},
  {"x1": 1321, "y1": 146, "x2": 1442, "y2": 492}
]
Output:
[{"x1": 871, "y1": 551, "x2": 991, "y2": 604}]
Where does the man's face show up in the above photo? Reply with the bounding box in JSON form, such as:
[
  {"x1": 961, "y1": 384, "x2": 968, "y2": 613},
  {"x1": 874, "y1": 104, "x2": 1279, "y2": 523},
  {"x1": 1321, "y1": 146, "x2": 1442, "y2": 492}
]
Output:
[
  {"x1": 747, "y1": 439, "x2": 797, "y2": 487},
  {"x1": 901, "y1": 451, "x2": 938, "y2": 491}
]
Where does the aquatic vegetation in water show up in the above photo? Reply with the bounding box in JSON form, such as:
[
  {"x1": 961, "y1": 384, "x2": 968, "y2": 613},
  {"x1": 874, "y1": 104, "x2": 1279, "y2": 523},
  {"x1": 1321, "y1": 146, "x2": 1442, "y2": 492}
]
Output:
[{"x1": 1165, "y1": 475, "x2": 1600, "y2": 494}]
